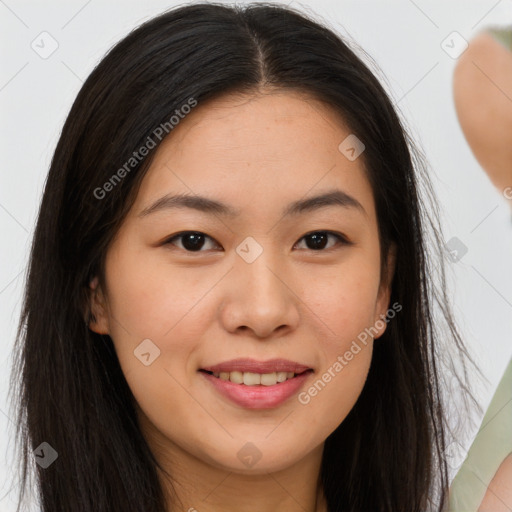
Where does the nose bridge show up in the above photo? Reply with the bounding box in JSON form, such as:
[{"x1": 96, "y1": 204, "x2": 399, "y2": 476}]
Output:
[
  {"x1": 235, "y1": 238, "x2": 286, "y2": 306},
  {"x1": 221, "y1": 236, "x2": 299, "y2": 337}
]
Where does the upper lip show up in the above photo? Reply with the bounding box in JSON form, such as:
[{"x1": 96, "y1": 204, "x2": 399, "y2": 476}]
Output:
[{"x1": 201, "y1": 358, "x2": 312, "y2": 374}]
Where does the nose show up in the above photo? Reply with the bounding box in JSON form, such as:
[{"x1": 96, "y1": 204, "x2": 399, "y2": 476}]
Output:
[{"x1": 219, "y1": 249, "x2": 301, "y2": 339}]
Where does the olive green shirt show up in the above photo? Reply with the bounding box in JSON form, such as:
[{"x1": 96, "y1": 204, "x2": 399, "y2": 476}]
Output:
[
  {"x1": 448, "y1": 357, "x2": 512, "y2": 511},
  {"x1": 486, "y1": 26, "x2": 512, "y2": 51}
]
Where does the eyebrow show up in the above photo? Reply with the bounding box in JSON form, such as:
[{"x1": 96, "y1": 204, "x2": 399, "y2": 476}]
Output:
[{"x1": 137, "y1": 189, "x2": 366, "y2": 219}]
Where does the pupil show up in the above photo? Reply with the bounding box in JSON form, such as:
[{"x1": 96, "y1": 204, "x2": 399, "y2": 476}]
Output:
[
  {"x1": 308, "y1": 232, "x2": 327, "y2": 250},
  {"x1": 183, "y1": 232, "x2": 204, "y2": 251}
]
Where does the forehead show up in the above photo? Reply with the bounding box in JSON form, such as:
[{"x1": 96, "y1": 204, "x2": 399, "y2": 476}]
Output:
[
  {"x1": 162, "y1": 90, "x2": 353, "y2": 166},
  {"x1": 129, "y1": 90, "x2": 376, "y2": 224}
]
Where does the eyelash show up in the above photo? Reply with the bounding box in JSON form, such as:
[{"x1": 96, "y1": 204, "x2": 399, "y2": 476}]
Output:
[{"x1": 162, "y1": 230, "x2": 351, "y2": 253}]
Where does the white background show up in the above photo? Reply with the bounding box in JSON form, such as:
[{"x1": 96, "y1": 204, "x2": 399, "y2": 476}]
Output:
[{"x1": 1, "y1": 0, "x2": 512, "y2": 510}]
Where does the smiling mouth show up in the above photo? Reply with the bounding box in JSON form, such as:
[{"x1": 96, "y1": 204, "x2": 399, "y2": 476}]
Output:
[{"x1": 199, "y1": 369, "x2": 313, "y2": 386}]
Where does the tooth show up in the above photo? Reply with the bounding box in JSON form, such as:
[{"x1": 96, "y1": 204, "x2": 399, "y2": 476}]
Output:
[
  {"x1": 243, "y1": 372, "x2": 261, "y2": 385},
  {"x1": 260, "y1": 372, "x2": 277, "y2": 386},
  {"x1": 217, "y1": 370, "x2": 297, "y2": 385},
  {"x1": 276, "y1": 371, "x2": 288, "y2": 383},
  {"x1": 230, "y1": 371, "x2": 244, "y2": 384}
]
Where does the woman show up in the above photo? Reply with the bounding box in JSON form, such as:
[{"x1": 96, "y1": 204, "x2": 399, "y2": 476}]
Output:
[{"x1": 9, "y1": 3, "x2": 477, "y2": 511}]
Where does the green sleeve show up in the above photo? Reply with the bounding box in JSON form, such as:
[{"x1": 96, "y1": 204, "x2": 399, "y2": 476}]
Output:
[
  {"x1": 486, "y1": 26, "x2": 512, "y2": 52},
  {"x1": 448, "y1": 357, "x2": 512, "y2": 511}
]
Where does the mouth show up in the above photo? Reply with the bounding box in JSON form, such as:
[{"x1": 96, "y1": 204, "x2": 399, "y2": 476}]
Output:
[{"x1": 198, "y1": 358, "x2": 314, "y2": 409}]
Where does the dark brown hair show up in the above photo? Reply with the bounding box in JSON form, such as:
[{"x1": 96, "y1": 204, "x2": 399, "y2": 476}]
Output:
[{"x1": 9, "y1": 2, "x2": 477, "y2": 511}]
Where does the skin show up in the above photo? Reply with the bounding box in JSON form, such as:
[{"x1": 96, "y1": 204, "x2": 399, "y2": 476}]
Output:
[
  {"x1": 88, "y1": 89, "x2": 395, "y2": 512},
  {"x1": 453, "y1": 31, "x2": 512, "y2": 206},
  {"x1": 478, "y1": 453, "x2": 512, "y2": 511}
]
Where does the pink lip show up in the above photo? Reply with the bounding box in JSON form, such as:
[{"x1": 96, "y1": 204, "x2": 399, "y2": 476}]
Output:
[
  {"x1": 201, "y1": 358, "x2": 312, "y2": 374},
  {"x1": 199, "y1": 359, "x2": 313, "y2": 409},
  {"x1": 200, "y1": 371, "x2": 312, "y2": 409}
]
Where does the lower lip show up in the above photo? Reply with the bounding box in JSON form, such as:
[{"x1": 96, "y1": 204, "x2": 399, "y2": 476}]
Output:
[{"x1": 200, "y1": 371, "x2": 312, "y2": 409}]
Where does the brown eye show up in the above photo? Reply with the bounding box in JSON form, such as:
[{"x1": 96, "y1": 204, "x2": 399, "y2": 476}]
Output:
[
  {"x1": 295, "y1": 231, "x2": 350, "y2": 251},
  {"x1": 163, "y1": 230, "x2": 350, "y2": 254},
  {"x1": 164, "y1": 231, "x2": 221, "y2": 252}
]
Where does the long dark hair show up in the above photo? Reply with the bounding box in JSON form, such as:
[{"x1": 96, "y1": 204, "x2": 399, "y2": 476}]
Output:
[{"x1": 8, "y1": 2, "x2": 478, "y2": 511}]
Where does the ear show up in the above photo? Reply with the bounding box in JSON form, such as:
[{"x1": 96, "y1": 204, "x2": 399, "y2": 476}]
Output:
[
  {"x1": 87, "y1": 276, "x2": 110, "y2": 335},
  {"x1": 373, "y1": 243, "x2": 397, "y2": 339}
]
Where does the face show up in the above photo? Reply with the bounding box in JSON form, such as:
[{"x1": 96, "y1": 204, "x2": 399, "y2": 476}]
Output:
[{"x1": 88, "y1": 90, "x2": 395, "y2": 475}]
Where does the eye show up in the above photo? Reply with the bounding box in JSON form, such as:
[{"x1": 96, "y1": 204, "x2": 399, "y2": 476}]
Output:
[
  {"x1": 163, "y1": 231, "x2": 221, "y2": 252},
  {"x1": 294, "y1": 231, "x2": 351, "y2": 251},
  {"x1": 163, "y1": 230, "x2": 351, "y2": 253}
]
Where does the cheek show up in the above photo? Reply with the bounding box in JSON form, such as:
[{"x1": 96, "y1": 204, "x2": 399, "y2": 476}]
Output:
[
  {"x1": 103, "y1": 245, "x2": 221, "y2": 385},
  {"x1": 295, "y1": 256, "x2": 380, "y2": 424},
  {"x1": 102, "y1": 253, "x2": 213, "y2": 439},
  {"x1": 303, "y1": 254, "x2": 382, "y2": 350},
  {"x1": 296, "y1": 296, "x2": 375, "y2": 442},
  {"x1": 105, "y1": 244, "x2": 215, "y2": 339}
]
